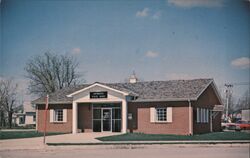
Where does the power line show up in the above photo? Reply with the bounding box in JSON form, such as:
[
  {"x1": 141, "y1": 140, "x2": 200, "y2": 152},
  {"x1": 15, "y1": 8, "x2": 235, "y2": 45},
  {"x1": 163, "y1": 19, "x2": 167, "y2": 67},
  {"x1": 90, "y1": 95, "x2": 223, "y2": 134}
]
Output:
[{"x1": 225, "y1": 82, "x2": 250, "y2": 86}]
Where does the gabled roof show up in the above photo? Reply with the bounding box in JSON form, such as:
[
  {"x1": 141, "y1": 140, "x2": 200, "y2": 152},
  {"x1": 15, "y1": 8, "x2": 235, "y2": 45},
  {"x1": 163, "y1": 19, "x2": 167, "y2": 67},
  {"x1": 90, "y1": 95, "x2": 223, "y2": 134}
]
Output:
[
  {"x1": 66, "y1": 82, "x2": 137, "y2": 97},
  {"x1": 32, "y1": 78, "x2": 220, "y2": 104}
]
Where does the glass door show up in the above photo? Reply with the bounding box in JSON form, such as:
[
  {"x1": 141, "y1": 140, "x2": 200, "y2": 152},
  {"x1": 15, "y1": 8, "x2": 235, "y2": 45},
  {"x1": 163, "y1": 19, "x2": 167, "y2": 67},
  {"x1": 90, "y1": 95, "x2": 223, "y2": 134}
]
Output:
[{"x1": 102, "y1": 108, "x2": 112, "y2": 132}]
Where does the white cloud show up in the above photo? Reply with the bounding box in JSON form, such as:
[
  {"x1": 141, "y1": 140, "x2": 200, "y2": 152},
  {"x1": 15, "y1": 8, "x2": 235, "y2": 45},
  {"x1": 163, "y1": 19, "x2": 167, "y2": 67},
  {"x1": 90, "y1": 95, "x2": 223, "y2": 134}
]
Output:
[
  {"x1": 168, "y1": 0, "x2": 224, "y2": 8},
  {"x1": 231, "y1": 57, "x2": 250, "y2": 69},
  {"x1": 71, "y1": 47, "x2": 81, "y2": 55},
  {"x1": 145, "y1": 51, "x2": 159, "y2": 58},
  {"x1": 136, "y1": 8, "x2": 149, "y2": 17},
  {"x1": 152, "y1": 11, "x2": 161, "y2": 19}
]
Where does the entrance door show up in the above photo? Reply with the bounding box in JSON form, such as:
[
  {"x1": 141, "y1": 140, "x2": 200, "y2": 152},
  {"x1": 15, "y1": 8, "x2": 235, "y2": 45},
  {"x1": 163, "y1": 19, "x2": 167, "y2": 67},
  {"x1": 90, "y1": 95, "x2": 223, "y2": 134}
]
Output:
[{"x1": 102, "y1": 108, "x2": 112, "y2": 132}]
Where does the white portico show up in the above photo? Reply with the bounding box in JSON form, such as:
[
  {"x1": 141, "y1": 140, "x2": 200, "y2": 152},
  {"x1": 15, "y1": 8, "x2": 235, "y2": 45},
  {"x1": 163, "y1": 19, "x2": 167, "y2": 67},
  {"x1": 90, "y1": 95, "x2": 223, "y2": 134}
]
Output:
[{"x1": 67, "y1": 83, "x2": 135, "y2": 134}]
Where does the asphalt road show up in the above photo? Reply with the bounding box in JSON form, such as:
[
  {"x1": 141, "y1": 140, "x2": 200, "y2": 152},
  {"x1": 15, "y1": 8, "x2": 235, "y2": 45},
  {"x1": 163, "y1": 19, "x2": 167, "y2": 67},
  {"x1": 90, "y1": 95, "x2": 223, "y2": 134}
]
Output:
[{"x1": 0, "y1": 146, "x2": 249, "y2": 158}]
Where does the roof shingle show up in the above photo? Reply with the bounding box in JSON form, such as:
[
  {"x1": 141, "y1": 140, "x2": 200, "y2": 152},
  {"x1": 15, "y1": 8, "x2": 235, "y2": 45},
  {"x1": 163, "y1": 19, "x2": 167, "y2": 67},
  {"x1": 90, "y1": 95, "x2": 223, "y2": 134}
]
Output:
[{"x1": 32, "y1": 79, "x2": 213, "y2": 104}]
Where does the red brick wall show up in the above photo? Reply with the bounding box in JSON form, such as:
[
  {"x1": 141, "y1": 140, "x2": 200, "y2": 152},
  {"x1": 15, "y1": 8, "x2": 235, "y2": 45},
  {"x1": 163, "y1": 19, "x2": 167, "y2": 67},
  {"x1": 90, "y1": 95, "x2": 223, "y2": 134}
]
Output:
[
  {"x1": 37, "y1": 104, "x2": 72, "y2": 133},
  {"x1": 128, "y1": 102, "x2": 190, "y2": 135},
  {"x1": 193, "y1": 84, "x2": 221, "y2": 134},
  {"x1": 78, "y1": 103, "x2": 93, "y2": 132}
]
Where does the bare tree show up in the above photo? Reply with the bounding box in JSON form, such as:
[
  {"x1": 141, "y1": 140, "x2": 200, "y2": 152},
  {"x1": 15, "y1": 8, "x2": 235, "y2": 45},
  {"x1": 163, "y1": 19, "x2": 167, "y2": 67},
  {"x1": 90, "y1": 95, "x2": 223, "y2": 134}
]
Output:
[
  {"x1": 0, "y1": 78, "x2": 18, "y2": 128},
  {"x1": 0, "y1": 81, "x2": 5, "y2": 127},
  {"x1": 236, "y1": 90, "x2": 250, "y2": 111},
  {"x1": 25, "y1": 52, "x2": 82, "y2": 96}
]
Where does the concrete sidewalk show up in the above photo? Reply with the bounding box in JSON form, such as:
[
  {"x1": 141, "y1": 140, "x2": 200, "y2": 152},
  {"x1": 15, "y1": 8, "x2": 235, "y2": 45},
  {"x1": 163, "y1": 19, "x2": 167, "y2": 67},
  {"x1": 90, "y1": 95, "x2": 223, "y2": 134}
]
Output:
[
  {"x1": 0, "y1": 132, "x2": 121, "y2": 150},
  {"x1": 46, "y1": 132, "x2": 121, "y2": 144}
]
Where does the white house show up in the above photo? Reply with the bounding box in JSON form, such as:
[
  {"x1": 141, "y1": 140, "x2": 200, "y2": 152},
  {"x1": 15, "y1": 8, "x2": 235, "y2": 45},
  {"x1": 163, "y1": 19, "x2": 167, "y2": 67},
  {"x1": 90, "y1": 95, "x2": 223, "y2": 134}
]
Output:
[{"x1": 13, "y1": 102, "x2": 36, "y2": 127}]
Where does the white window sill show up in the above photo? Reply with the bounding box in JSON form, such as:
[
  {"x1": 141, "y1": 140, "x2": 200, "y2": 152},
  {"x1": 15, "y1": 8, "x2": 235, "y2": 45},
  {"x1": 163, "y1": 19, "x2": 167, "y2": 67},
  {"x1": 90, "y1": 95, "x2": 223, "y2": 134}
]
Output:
[
  {"x1": 52, "y1": 121, "x2": 65, "y2": 124},
  {"x1": 154, "y1": 121, "x2": 168, "y2": 123},
  {"x1": 196, "y1": 122, "x2": 209, "y2": 124}
]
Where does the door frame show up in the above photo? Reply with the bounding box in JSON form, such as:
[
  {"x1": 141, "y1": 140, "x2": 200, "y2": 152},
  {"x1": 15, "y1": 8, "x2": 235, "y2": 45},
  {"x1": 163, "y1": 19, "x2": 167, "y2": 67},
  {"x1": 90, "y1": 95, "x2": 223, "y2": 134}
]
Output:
[{"x1": 101, "y1": 108, "x2": 112, "y2": 132}]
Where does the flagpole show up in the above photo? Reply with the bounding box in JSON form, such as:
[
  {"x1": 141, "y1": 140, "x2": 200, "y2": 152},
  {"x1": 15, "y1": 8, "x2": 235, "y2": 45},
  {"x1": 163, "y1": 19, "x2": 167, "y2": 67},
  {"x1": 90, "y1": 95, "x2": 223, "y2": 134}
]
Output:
[{"x1": 43, "y1": 94, "x2": 49, "y2": 144}]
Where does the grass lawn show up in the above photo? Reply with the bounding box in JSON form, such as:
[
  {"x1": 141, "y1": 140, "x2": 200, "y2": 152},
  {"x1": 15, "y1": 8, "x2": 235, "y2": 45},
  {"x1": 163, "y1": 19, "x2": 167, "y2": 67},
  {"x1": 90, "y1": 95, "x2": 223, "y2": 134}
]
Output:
[
  {"x1": 0, "y1": 131, "x2": 65, "y2": 140},
  {"x1": 97, "y1": 132, "x2": 250, "y2": 141}
]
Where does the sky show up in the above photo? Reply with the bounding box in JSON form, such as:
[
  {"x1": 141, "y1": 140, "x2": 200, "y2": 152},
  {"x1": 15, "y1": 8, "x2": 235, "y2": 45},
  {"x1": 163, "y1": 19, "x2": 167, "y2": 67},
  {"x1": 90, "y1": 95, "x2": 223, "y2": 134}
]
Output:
[{"x1": 0, "y1": 0, "x2": 250, "y2": 102}]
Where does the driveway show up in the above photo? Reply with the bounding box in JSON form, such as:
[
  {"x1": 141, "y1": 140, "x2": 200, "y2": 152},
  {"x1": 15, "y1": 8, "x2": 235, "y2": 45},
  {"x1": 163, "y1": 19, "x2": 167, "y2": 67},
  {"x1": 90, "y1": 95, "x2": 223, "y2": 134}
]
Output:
[{"x1": 0, "y1": 132, "x2": 121, "y2": 150}]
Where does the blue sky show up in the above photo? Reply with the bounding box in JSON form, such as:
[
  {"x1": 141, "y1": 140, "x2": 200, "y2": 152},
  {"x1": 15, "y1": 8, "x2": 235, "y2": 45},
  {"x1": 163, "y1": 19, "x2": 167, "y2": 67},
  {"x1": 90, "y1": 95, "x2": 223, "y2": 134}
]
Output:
[{"x1": 0, "y1": 0, "x2": 249, "y2": 101}]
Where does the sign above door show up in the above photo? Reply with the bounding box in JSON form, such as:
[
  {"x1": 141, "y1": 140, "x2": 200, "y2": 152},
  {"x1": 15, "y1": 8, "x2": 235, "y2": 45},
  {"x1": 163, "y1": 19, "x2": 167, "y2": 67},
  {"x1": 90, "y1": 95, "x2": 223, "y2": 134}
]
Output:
[{"x1": 90, "y1": 91, "x2": 108, "y2": 99}]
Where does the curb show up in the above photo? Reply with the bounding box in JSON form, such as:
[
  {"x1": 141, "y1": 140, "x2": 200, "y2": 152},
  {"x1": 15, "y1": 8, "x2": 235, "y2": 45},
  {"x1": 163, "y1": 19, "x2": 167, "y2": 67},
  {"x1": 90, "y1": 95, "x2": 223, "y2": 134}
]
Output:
[{"x1": 47, "y1": 141, "x2": 250, "y2": 146}]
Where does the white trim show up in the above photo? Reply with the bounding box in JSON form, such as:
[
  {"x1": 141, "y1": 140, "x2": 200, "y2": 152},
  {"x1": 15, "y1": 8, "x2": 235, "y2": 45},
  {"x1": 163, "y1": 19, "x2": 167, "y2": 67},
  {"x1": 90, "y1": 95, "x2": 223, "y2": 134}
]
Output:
[
  {"x1": 67, "y1": 83, "x2": 129, "y2": 97},
  {"x1": 210, "y1": 81, "x2": 223, "y2": 105},
  {"x1": 195, "y1": 80, "x2": 213, "y2": 101}
]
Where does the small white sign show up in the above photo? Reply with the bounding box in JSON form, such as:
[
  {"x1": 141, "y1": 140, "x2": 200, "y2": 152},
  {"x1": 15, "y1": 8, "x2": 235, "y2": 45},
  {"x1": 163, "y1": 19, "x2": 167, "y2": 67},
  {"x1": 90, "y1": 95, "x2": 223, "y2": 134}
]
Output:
[{"x1": 128, "y1": 113, "x2": 133, "y2": 120}]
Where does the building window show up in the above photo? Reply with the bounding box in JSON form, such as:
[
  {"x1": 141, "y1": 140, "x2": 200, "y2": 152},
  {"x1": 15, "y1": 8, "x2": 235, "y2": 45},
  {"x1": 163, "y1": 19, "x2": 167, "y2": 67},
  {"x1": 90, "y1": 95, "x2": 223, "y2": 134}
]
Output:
[
  {"x1": 33, "y1": 115, "x2": 36, "y2": 122},
  {"x1": 197, "y1": 108, "x2": 200, "y2": 123},
  {"x1": 54, "y1": 109, "x2": 63, "y2": 122},
  {"x1": 196, "y1": 108, "x2": 209, "y2": 123},
  {"x1": 19, "y1": 116, "x2": 25, "y2": 124},
  {"x1": 156, "y1": 108, "x2": 167, "y2": 122}
]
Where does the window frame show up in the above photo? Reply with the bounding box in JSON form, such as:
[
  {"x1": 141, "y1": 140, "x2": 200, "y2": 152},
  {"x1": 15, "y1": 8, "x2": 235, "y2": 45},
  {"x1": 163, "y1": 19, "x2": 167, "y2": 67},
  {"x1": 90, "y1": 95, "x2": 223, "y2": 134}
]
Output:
[
  {"x1": 54, "y1": 109, "x2": 63, "y2": 122},
  {"x1": 33, "y1": 115, "x2": 36, "y2": 122},
  {"x1": 155, "y1": 108, "x2": 167, "y2": 122},
  {"x1": 196, "y1": 108, "x2": 209, "y2": 123}
]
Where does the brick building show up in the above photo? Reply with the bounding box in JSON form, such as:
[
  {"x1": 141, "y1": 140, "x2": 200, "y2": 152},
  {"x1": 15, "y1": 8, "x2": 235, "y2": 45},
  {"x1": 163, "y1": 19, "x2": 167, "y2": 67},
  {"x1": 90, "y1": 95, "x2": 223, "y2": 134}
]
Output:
[{"x1": 33, "y1": 78, "x2": 223, "y2": 135}]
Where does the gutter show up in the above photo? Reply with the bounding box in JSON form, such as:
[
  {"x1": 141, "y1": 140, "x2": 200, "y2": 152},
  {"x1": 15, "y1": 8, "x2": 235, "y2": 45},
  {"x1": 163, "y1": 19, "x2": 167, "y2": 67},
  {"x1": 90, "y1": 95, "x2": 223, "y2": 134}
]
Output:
[
  {"x1": 130, "y1": 98, "x2": 197, "y2": 102},
  {"x1": 33, "y1": 101, "x2": 73, "y2": 105}
]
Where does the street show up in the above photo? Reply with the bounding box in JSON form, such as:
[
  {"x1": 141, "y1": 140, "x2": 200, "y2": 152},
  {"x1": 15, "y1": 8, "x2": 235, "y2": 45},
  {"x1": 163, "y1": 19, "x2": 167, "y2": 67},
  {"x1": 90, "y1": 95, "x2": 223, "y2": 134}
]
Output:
[{"x1": 0, "y1": 145, "x2": 249, "y2": 158}]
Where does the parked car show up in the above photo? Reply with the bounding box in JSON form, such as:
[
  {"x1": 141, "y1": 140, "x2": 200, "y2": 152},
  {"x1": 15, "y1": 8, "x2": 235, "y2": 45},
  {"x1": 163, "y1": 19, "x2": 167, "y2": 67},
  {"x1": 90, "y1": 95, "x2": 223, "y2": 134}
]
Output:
[
  {"x1": 221, "y1": 121, "x2": 236, "y2": 130},
  {"x1": 235, "y1": 120, "x2": 250, "y2": 131}
]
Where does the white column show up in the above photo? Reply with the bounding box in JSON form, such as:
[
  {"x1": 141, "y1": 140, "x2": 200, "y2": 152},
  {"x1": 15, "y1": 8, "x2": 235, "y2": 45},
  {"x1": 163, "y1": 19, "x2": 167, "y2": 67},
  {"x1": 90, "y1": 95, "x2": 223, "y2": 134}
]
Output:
[
  {"x1": 72, "y1": 101, "x2": 78, "y2": 134},
  {"x1": 188, "y1": 100, "x2": 193, "y2": 135},
  {"x1": 122, "y1": 99, "x2": 127, "y2": 133}
]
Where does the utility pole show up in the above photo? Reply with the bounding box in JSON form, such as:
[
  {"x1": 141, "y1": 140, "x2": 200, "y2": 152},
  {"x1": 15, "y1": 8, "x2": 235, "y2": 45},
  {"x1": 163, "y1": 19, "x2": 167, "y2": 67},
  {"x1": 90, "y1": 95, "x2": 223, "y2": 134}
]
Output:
[{"x1": 224, "y1": 84, "x2": 233, "y2": 121}]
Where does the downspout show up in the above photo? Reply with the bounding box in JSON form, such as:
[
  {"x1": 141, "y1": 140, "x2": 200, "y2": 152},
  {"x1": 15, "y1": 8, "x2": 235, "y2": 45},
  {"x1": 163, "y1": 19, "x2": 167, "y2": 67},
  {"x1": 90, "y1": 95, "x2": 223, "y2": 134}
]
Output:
[
  {"x1": 35, "y1": 104, "x2": 38, "y2": 132},
  {"x1": 188, "y1": 99, "x2": 193, "y2": 135},
  {"x1": 210, "y1": 110, "x2": 213, "y2": 132}
]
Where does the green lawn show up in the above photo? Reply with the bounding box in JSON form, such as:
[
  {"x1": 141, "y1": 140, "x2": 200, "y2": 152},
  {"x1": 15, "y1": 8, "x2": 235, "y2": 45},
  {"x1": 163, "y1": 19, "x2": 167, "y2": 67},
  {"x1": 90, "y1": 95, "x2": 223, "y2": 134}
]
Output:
[
  {"x1": 0, "y1": 131, "x2": 65, "y2": 140},
  {"x1": 97, "y1": 132, "x2": 250, "y2": 141}
]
